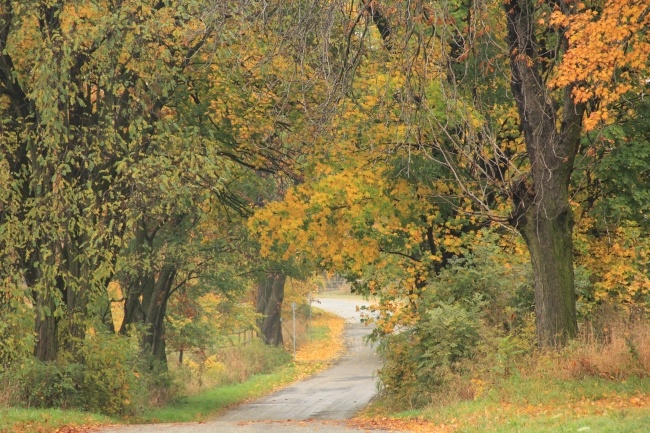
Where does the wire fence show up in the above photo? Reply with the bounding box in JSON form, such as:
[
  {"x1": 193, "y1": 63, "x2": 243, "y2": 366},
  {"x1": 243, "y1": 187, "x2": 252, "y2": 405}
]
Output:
[{"x1": 217, "y1": 329, "x2": 258, "y2": 348}]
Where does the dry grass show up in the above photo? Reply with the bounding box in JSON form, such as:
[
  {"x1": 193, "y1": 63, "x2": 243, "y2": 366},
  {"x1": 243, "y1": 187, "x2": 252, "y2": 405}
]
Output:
[
  {"x1": 557, "y1": 317, "x2": 650, "y2": 380},
  {"x1": 175, "y1": 339, "x2": 291, "y2": 396},
  {"x1": 171, "y1": 307, "x2": 346, "y2": 396},
  {"x1": 0, "y1": 378, "x2": 17, "y2": 408},
  {"x1": 282, "y1": 314, "x2": 308, "y2": 350}
]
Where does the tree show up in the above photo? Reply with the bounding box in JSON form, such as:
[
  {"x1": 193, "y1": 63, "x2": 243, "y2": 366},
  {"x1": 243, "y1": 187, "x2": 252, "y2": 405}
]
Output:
[
  {"x1": 253, "y1": 0, "x2": 649, "y2": 347},
  {"x1": 256, "y1": 272, "x2": 286, "y2": 346},
  {"x1": 342, "y1": 0, "x2": 650, "y2": 346},
  {"x1": 0, "y1": 0, "x2": 307, "y2": 365},
  {"x1": 500, "y1": 0, "x2": 584, "y2": 345}
]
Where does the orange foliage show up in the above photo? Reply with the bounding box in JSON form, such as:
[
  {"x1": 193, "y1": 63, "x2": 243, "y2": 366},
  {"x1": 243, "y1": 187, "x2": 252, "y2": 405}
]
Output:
[{"x1": 550, "y1": 0, "x2": 650, "y2": 130}]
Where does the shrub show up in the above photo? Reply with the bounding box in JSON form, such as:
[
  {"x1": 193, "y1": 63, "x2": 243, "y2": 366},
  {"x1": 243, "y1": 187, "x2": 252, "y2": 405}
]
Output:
[
  {"x1": 379, "y1": 303, "x2": 480, "y2": 408},
  {"x1": 12, "y1": 359, "x2": 84, "y2": 410},
  {"x1": 376, "y1": 238, "x2": 535, "y2": 409},
  {"x1": 0, "y1": 285, "x2": 34, "y2": 371},
  {"x1": 76, "y1": 330, "x2": 143, "y2": 415},
  {"x1": 2, "y1": 331, "x2": 150, "y2": 416}
]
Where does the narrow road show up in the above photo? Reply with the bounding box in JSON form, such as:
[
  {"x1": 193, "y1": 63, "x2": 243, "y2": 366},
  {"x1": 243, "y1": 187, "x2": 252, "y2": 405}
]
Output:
[
  {"x1": 220, "y1": 297, "x2": 379, "y2": 421},
  {"x1": 98, "y1": 296, "x2": 413, "y2": 433}
]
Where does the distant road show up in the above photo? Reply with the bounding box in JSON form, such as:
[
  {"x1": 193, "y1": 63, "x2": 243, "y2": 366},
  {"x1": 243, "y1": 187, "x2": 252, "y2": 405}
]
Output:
[{"x1": 219, "y1": 297, "x2": 380, "y2": 421}]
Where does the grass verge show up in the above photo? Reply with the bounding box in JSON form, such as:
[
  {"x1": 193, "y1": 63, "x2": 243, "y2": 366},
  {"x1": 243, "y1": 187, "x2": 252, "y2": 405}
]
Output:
[
  {"x1": 0, "y1": 408, "x2": 110, "y2": 433},
  {"x1": 354, "y1": 375, "x2": 650, "y2": 432}
]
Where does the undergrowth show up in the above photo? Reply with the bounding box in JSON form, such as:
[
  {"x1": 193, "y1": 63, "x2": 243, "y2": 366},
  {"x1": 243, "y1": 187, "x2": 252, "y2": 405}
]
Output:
[
  {"x1": 0, "y1": 306, "x2": 346, "y2": 432},
  {"x1": 370, "y1": 309, "x2": 650, "y2": 432}
]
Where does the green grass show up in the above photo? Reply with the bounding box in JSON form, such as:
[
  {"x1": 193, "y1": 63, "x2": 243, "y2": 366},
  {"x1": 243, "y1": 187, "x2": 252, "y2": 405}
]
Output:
[
  {"x1": 466, "y1": 410, "x2": 650, "y2": 433},
  {"x1": 374, "y1": 375, "x2": 650, "y2": 433},
  {"x1": 0, "y1": 407, "x2": 112, "y2": 433},
  {"x1": 306, "y1": 324, "x2": 330, "y2": 341},
  {"x1": 136, "y1": 362, "x2": 301, "y2": 423}
]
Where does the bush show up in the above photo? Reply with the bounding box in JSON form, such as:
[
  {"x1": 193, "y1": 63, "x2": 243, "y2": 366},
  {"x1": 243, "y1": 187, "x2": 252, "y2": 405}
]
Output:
[
  {"x1": 76, "y1": 330, "x2": 144, "y2": 415},
  {"x1": 11, "y1": 359, "x2": 84, "y2": 410},
  {"x1": 0, "y1": 286, "x2": 34, "y2": 371},
  {"x1": 376, "y1": 238, "x2": 535, "y2": 409},
  {"x1": 431, "y1": 244, "x2": 534, "y2": 328},
  {"x1": 379, "y1": 303, "x2": 480, "y2": 408},
  {"x1": 1, "y1": 331, "x2": 150, "y2": 416}
]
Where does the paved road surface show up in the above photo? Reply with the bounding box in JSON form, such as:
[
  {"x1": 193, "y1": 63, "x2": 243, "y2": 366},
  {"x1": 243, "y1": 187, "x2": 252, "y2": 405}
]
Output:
[
  {"x1": 221, "y1": 297, "x2": 379, "y2": 421},
  {"x1": 97, "y1": 297, "x2": 413, "y2": 433}
]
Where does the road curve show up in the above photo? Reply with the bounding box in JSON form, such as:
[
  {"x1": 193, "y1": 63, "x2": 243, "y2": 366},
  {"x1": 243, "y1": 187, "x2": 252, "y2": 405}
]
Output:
[{"x1": 96, "y1": 297, "x2": 412, "y2": 432}]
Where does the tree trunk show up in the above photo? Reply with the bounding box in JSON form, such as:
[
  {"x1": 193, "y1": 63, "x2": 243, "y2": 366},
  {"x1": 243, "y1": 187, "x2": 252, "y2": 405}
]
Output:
[
  {"x1": 256, "y1": 272, "x2": 286, "y2": 346},
  {"x1": 518, "y1": 204, "x2": 578, "y2": 346},
  {"x1": 60, "y1": 241, "x2": 88, "y2": 353},
  {"x1": 145, "y1": 267, "x2": 174, "y2": 365},
  {"x1": 34, "y1": 290, "x2": 58, "y2": 362},
  {"x1": 505, "y1": 0, "x2": 583, "y2": 346},
  {"x1": 31, "y1": 248, "x2": 60, "y2": 362}
]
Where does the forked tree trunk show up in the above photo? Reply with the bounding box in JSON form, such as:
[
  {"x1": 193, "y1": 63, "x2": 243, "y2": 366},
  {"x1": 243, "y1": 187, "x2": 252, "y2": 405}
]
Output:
[{"x1": 256, "y1": 272, "x2": 286, "y2": 346}]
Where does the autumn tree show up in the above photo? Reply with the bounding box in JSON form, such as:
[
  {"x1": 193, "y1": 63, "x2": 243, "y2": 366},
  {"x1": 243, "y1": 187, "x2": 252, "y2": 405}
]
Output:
[
  {"x1": 356, "y1": 0, "x2": 650, "y2": 345},
  {"x1": 0, "y1": 0, "x2": 311, "y2": 370},
  {"x1": 253, "y1": 0, "x2": 649, "y2": 347},
  {"x1": 251, "y1": 34, "x2": 486, "y2": 335}
]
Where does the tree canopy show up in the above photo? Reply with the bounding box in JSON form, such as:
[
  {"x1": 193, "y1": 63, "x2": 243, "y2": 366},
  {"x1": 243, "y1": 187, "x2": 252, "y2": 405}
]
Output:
[{"x1": 0, "y1": 0, "x2": 649, "y2": 414}]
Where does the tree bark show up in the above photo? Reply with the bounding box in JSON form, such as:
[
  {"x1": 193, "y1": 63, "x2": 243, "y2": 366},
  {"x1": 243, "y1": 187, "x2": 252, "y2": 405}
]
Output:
[
  {"x1": 517, "y1": 202, "x2": 578, "y2": 346},
  {"x1": 30, "y1": 245, "x2": 60, "y2": 362},
  {"x1": 34, "y1": 291, "x2": 58, "y2": 361},
  {"x1": 256, "y1": 272, "x2": 286, "y2": 346},
  {"x1": 144, "y1": 266, "x2": 175, "y2": 366},
  {"x1": 505, "y1": 0, "x2": 583, "y2": 346}
]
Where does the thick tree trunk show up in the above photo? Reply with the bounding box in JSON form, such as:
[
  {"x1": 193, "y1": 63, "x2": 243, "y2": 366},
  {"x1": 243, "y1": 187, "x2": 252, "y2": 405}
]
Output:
[
  {"x1": 120, "y1": 263, "x2": 176, "y2": 367},
  {"x1": 144, "y1": 266, "x2": 175, "y2": 366},
  {"x1": 60, "y1": 241, "x2": 88, "y2": 353},
  {"x1": 256, "y1": 272, "x2": 286, "y2": 346},
  {"x1": 30, "y1": 248, "x2": 60, "y2": 362},
  {"x1": 120, "y1": 265, "x2": 175, "y2": 367},
  {"x1": 505, "y1": 0, "x2": 583, "y2": 346},
  {"x1": 34, "y1": 291, "x2": 58, "y2": 362},
  {"x1": 518, "y1": 204, "x2": 578, "y2": 346}
]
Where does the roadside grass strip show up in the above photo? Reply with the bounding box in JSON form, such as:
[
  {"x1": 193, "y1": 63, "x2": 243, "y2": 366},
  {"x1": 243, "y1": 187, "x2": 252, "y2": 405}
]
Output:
[
  {"x1": 357, "y1": 376, "x2": 650, "y2": 432},
  {"x1": 0, "y1": 408, "x2": 110, "y2": 433}
]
